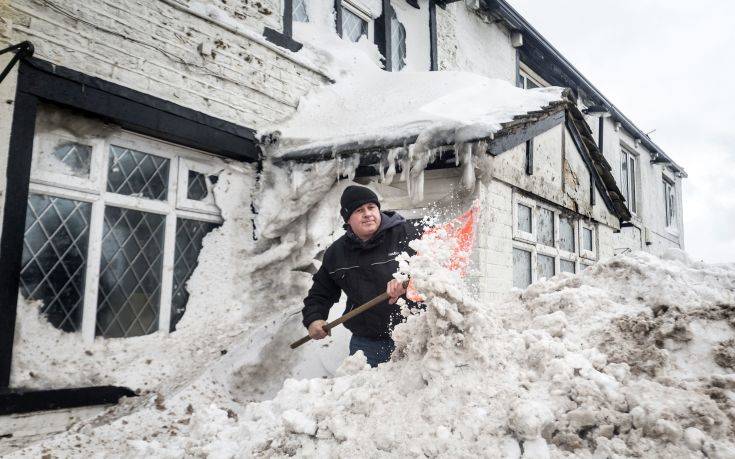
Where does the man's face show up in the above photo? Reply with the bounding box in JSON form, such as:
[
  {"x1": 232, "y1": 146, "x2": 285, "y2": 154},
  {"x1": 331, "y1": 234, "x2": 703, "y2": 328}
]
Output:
[{"x1": 348, "y1": 202, "x2": 381, "y2": 241}]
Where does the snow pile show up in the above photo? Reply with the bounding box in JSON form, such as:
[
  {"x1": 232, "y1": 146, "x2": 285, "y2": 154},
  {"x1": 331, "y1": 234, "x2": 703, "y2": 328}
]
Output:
[
  {"x1": 263, "y1": 71, "x2": 563, "y2": 158},
  {"x1": 9, "y1": 228, "x2": 735, "y2": 457}
]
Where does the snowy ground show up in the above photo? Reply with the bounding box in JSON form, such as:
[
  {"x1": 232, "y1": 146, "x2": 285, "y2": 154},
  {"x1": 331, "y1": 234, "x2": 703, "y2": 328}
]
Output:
[{"x1": 5, "y1": 217, "x2": 735, "y2": 457}]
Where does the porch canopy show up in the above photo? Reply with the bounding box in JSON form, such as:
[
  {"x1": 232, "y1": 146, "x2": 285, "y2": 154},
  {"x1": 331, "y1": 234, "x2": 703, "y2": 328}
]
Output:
[{"x1": 261, "y1": 70, "x2": 566, "y2": 162}]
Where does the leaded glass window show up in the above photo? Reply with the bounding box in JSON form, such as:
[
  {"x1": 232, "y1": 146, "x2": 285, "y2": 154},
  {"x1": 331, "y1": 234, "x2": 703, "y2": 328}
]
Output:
[
  {"x1": 342, "y1": 6, "x2": 368, "y2": 42},
  {"x1": 22, "y1": 108, "x2": 224, "y2": 341},
  {"x1": 389, "y1": 8, "x2": 406, "y2": 71},
  {"x1": 293, "y1": 0, "x2": 308, "y2": 22},
  {"x1": 20, "y1": 194, "x2": 91, "y2": 332},
  {"x1": 96, "y1": 207, "x2": 165, "y2": 338},
  {"x1": 171, "y1": 218, "x2": 219, "y2": 331},
  {"x1": 107, "y1": 145, "x2": 170, "y2": 200},
  {"x1": 513, "y1": 248, "x2": 532, "y2": 289}
]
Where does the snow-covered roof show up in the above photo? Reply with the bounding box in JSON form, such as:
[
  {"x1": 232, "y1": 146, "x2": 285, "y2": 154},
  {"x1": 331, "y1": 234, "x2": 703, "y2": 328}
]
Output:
[{"x1": 261, "y1": 71, "x2": 565, "y2": 160}]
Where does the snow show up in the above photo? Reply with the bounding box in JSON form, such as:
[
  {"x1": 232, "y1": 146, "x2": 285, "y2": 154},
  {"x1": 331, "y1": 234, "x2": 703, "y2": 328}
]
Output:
[
  {"x1": 6, "y1": 178, "x2": 735, "y2": 457},
  {"x1": 262, "y1": 71, "x2": 563, "y2": 158}
]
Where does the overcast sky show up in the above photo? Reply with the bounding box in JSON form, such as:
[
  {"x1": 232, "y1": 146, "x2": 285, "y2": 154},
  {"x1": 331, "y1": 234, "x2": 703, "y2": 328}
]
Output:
[{"x1": 505, "y1": 0, "x2": 735, "y2": 263}]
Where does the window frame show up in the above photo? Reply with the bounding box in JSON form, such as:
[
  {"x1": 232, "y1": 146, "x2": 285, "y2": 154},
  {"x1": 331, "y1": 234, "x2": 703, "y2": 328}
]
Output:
[
  {"x1": 620, "y1": 146, "x2": 639, "y2": 215},
  {"x1": 579, "y1": 221, "x2": 596, "y2": 260},
  {"x1": 663, "y1": 175, "x2": 678, "y2": 232},
  {"x1": 28, "y1": 125, "x2": 224, "y2": 343},
  {"x1": 518, "y1": 64, "x2": 548, "y2": 89},
  {"x1": 512, "y1": 194, "x2": 536, "y2": 244},
  {"x1": 339, "y1": 0, "x2": 373, "y2": 42}
]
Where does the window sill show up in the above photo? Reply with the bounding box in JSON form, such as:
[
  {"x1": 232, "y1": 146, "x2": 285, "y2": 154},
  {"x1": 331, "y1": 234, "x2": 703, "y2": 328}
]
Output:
[{"x1": 263, "y1": 27, "x2": 303, "y2": 53}]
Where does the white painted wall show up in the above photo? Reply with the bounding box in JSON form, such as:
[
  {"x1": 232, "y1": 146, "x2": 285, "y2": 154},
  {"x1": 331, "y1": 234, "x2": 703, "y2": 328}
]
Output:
[{"x1": 436, "y1": 2, "x2": 517, "y2": 83}]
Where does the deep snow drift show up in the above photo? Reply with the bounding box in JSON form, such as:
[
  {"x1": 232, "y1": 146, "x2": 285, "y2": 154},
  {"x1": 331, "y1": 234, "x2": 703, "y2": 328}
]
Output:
[{"x1": 7, "y1": 225, "x2": 735, "y2": 457}]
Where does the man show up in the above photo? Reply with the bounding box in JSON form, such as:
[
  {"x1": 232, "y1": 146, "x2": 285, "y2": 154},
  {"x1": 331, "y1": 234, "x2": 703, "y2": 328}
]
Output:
[{"x1": 301, "y1": 185, "x2": 421, "y2": 367}]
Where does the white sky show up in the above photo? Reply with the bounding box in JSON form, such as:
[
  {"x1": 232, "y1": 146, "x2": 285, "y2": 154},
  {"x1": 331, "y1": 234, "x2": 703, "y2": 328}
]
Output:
[{"x1": 506, "y1": 0, "x2": 735, "y2": 263}]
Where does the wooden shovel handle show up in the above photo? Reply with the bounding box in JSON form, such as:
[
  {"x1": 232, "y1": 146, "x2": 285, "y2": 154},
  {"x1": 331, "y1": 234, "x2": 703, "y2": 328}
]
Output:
[{"x1": 290, "y1": 281, "x2": 408, "y2": 349}]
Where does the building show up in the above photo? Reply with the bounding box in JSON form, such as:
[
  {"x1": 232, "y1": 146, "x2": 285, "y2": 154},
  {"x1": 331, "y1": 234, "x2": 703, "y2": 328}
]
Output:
[{"x1": 0, "y1": 0, "x2": 684, "y2": 430}]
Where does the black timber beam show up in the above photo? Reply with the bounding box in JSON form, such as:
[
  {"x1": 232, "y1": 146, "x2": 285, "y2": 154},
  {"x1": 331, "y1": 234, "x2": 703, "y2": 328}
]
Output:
[
  {"x1": 487, "y1": 109, "x2": 564, "y2": 155},
  {"x1": 0, "y1": 386, "x2": 136, "y2": 415}
]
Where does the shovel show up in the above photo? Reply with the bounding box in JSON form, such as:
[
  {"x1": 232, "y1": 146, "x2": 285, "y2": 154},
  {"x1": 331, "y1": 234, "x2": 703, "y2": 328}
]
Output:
[{"x1": 289, "y1": 280, "x2": 409, "y2": 349}]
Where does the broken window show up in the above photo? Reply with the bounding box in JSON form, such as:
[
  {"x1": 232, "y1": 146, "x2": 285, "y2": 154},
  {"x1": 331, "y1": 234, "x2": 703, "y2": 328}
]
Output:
[
  {"x1": 22, "y1": 105, "x2": 224, "y2": 340},
  {"x1": 664, "y1": 178, "x2": 676, "y2": 228},
  {"x1": 621, "y1": 148, "x2": 638, "y2": 214},
  {"x1": 537, "y1": 253, "x2": 555, "y2": 280},
  {"x1": 538, "y1": 208, "x2": 554, "y2": 247},
  {"x1": 517, "y1": 203, "x2": 532, "y2": 233},
  {"x1": 513, "y1": 248, "x2": 532, "y2": 289},
  {"x1": 559, "y1": 215, "x2": 575, "y2": 253},
  {"x1": 560, "y1": 259, "x2": 576, "y2": 274}
]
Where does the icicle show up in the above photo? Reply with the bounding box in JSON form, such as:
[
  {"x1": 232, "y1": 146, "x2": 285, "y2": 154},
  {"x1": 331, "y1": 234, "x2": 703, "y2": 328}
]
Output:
[
  {"x1": 410, "y1": 169, "x2": 425, "y2": 203},
  {"x1": 460, "y1": 142, "x2": 476, "y2": 193},
  {"x1": 384, "y1": 148, "x2": 399, "y2": 185},
  {"x1": 336, "y1": 154, "x2": 360, "y2": 182}
]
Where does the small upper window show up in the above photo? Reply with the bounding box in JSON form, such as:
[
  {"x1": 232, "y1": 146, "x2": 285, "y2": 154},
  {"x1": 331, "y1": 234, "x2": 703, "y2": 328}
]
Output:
[
  {"x1": 664, "y1": 178, "x2": 677, "y2": 228},
  {"x1": 293, "y1": 0, "x2": 309, "y2": 22},
  {"x1": 621, "y1": 148, "x2": 638, "y2": 214},
  {"x1": 518, "y1": 69, "x2": 544, "y2": 89},
  {"x1": 341, "y1": 1, "x2": 369, "y2": 42}
]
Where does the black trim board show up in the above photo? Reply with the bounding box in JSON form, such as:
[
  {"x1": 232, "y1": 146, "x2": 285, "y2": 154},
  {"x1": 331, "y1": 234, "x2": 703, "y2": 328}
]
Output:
[
  {"x1": 263, "y1": 27, "x2": 303, "y2": 52},
  {"x1": 487, "y1": 109, "x2": 564, "y2": 155},
  {"x1": 0, "y1": 386, "x2": 136, "y2": 415},
  {"x1": 20, "y1": 58, "x2": 259, "y2": 162},
  {"x1": 429, "y1": 0, "x2": 438, "y2": 71},
  {"x1": 0, "y1": 92, "x2": 37, "y2": 389}
]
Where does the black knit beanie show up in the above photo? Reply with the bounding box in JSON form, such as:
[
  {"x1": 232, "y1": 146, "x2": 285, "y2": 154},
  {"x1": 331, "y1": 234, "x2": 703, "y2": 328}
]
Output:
[{"x1": 340, "y1": 185, "x2": 381, "y2": 221}]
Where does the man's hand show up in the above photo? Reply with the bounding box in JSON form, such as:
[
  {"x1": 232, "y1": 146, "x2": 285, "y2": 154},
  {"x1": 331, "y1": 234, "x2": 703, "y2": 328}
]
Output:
[
  {"x1": 307, "y1": 320, "x2": 330, "y2": 340},
  {"x1": 387, "y1": 279, "x2": 407, "y2": 304}
]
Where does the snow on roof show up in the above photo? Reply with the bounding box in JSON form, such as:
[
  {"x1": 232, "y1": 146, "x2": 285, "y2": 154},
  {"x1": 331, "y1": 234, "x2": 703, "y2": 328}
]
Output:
[{"x1": 263, "y1": 71, "x2": 564, "y2": 160}]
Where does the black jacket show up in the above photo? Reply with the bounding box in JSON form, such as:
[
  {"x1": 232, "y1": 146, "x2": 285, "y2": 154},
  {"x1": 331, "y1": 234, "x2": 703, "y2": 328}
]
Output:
[{"x1": 302, "y1": 211, "x2": 421, "y2": 339}]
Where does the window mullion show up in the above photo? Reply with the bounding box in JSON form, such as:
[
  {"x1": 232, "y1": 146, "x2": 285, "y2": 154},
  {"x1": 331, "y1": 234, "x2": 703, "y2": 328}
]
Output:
[
  {"x1": 81, "y1": 198, "x2": 104, "y2": 344},
  {"x1": 158, "y1": 212, "x2": 177, "y2": 333}
]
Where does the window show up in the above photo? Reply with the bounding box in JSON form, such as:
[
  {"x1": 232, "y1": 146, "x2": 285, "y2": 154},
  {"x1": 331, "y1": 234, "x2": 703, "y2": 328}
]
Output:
[
  {"x1": 513, "y1": 196, "x2": 535, "y2": 243},
  {"x1": 664, "y1": 178, "x2": 677, "y2": 228},
  {"x1": 582, "y1": 227, "x2": 592, "y2": 252},
  {"x1": 513, "y1": 248, "x2": 532, "y2": 289},
  {"x1": 20, "y1": 106, "x2": 223, "y2": 340},
  {"x1": 560, "y1": 259, "x2": 576, "y2": 274},
  {"x1": 620, "y1": 148, "x2": 638, "y2": 214},
  {"x1": 341, "y1": 1, "x2": 369, "y2": 42},
  {"x1": 293, "y1": 0, "x2": 309, "y2": 22},
  {"x1": 389, "y1": 7, "x2": 406, "y2": 71},
  {"x1": 518, "y1": 67, "x2": 546, "y2": 89},
  {"x1": 559, "y1": 215, "x2": 575, "y2": 253},
  {"x1": 517, "y1": 203, "x2": 532, "y2": 233},
  {"x1": 537, "y1": 253, "x2": 555, "y2": 280},
  {"x1": 538, "y1": 208, "x2": 554, "y2": 247}
]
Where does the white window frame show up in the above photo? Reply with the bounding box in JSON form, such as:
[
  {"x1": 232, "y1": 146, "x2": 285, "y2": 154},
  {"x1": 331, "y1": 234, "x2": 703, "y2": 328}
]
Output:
[
  {"x1": 176, "y1": 157, "x2": 224, "y2": 215},
  {"x1": 513, "y1": 194, "x2": 536, "y2": 244},
  {"x1": 579, "y1": 221, "x2": 596, "y2": 260},
  {"x1": 536, "y1": 203, "x2": 556, "y2": 249},
  {"x1": 31, "y1": 130, "x2": 107, "y2": 194},
  {"x1": 518, "y1": 63, "x2": 549, "y2": 89},
  {"x1": 341, "y1": 0, "x2": 373, "y2": 41},
  {"x1": 557, "y1": 213, "x2": 578, "y2": 259},
  {"x1": 663, "y1": 174, "x2": 678, "y2": 234},
  {"x1": 559, "y1": 257, "x2": 577, "y2": 275},
  {"x1": 620, "y1": 146, "x2": 639, "y2": 215},
  {"x1": 512, "y1": 241, "x2": 535, "y2": 289},
  {"x1": 29, "y1": 126, "x2": 224, "y2": 344}
]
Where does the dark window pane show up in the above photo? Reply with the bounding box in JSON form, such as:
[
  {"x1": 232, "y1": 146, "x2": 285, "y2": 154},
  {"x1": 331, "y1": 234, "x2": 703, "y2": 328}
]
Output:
[
  {"x1": 582, "y1": 227, "x2": 593, "y2": 252},
  {"x1": 512, "y1": 248, "x2": 532, "y2": 289},
  {"x1": 170, "y1": 218, "x2": 219, "y2": 330},
  {"x1": 559, "y1": 216, "x2": 575, "y2": 252},
  {"x1": 537, "y1": 254, "x2": 555, "y2": 280},
  {"x1": 560, "y1": 259, "x2": 576, "y2": 274},
  {"x1": 107, "y1": 145, "x2": 169, "y2": 200},
  {"x1": 96, "y1": 206, "x2": 165, "y2": 338},
  {"x1": 49, "y1": 142, "x2": 92, "y2": 177},
  {"x1": 342, "y1": 7, "x2": 367, "y2": 42},
  {"x1": 19, "y1": 194, "x2": 91, "y2": 332},
  {"x1": 187, "y1": 170, "x2": 209, "y2": 201},
  {"x1": 538, "y1": 208, "x2": 554, "y2": 246}
]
